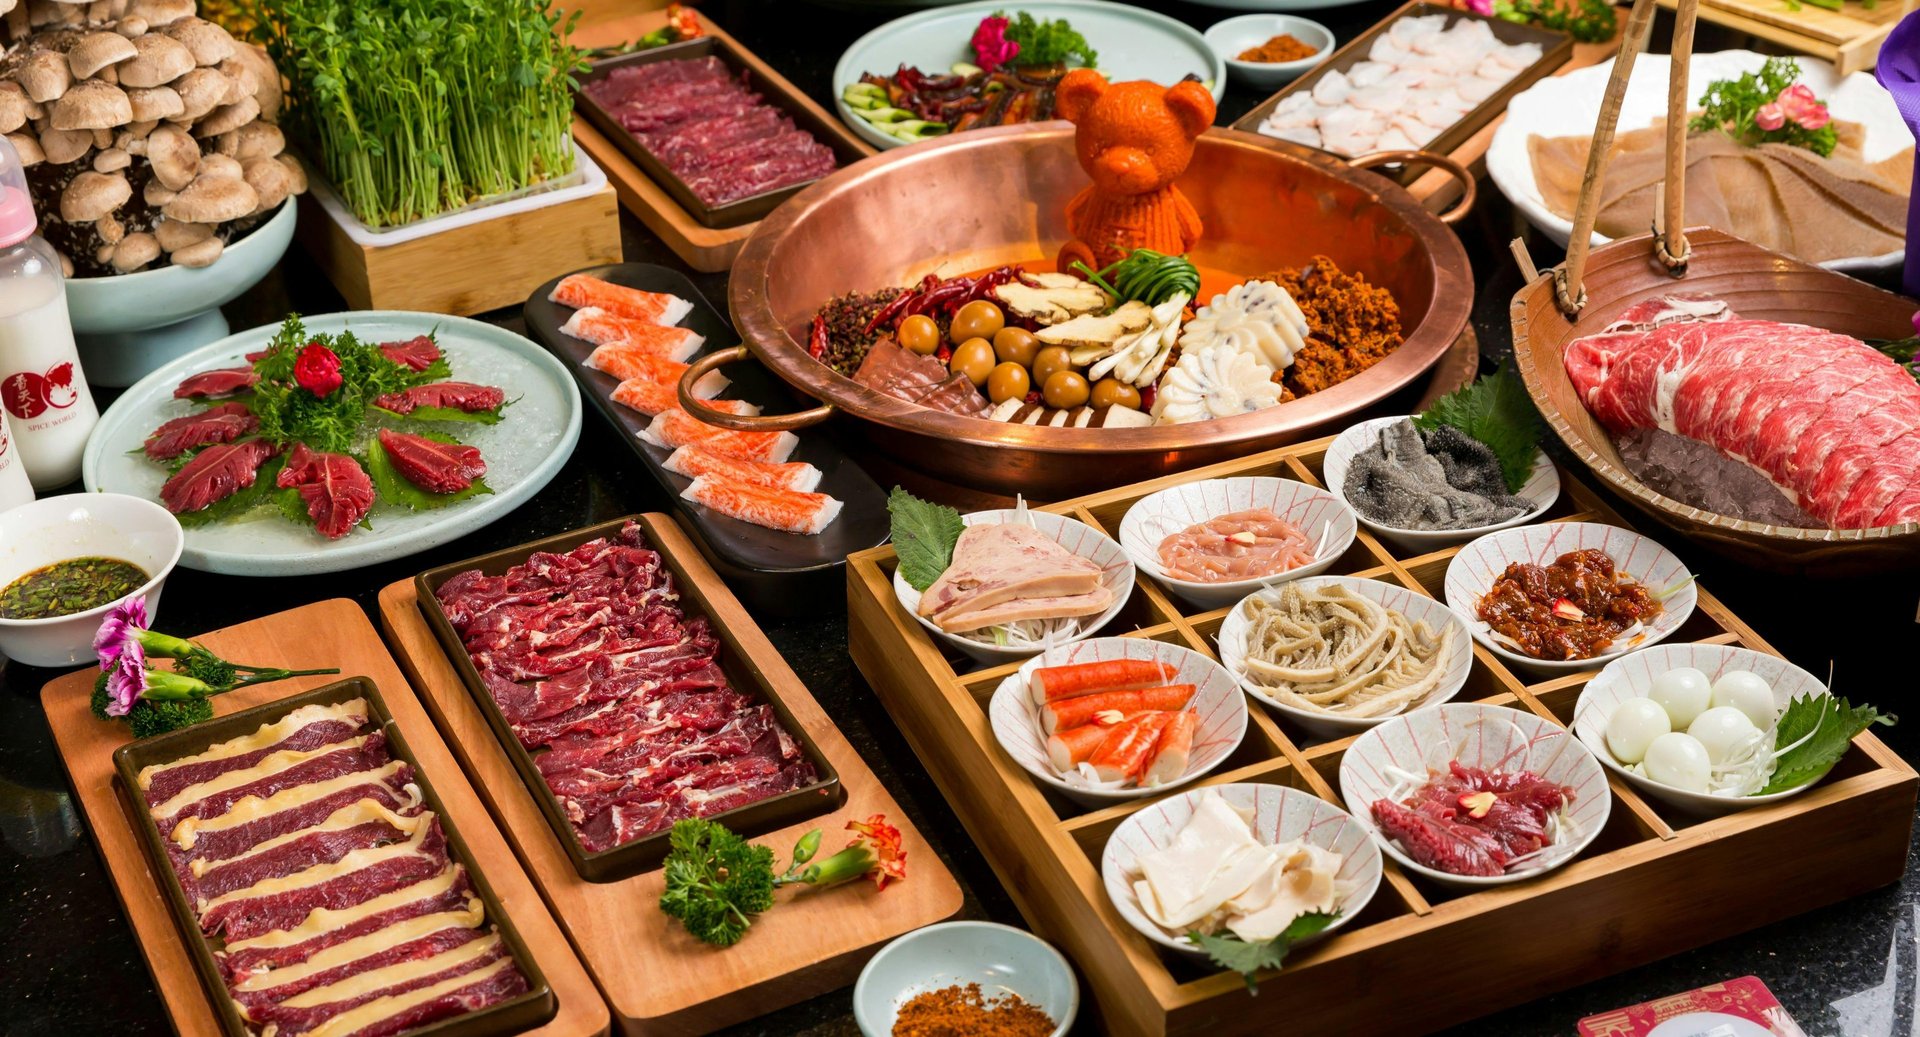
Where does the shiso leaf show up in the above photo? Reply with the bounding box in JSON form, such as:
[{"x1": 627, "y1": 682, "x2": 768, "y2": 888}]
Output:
[
  {"x1": 367, "y1": 434, "x2": 494, "y2": 511},
  {"x1": 174, "y1": 455, "x2": 290, "y2": 529},
  {"x1": 888, "y1": 487, "x2": 965, "y2": 592},
  {"x1": 1412, "y1": 363, "x2": 1544, "y2": 494},
  {"x1": 372, "y1": 404, "x2": 505, "y2": 425},
  {"x1": 1759, "y1": 694, "x2": 1895, "y2": 795},
  {"x1": 1187, "y1": 911, "x2": 1339, "y2": 992}
]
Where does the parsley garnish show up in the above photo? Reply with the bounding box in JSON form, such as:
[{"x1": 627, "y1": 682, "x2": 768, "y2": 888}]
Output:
[
  {"x1": 1760, "y1": 694, "x2": 1895, "y2": 795},
  {"x1": 659, "y1": 819, "x2": 778, "y2": 948},
  {"x1": 998, "y1": 11, "x2": 1098, "y2": 67},
  {"x1": 888, "y1": 487, "x2": 965, "y2": 592},
  {"x1": 1187, "y1": 912, "x2": 1339, "y2": 992},
  {"x1": 1411, "y1": 363, "x2": 1544, "y2": 494},
  {"x1": 1689, "y1": 57, "x2": 1838, "y2": 158}
]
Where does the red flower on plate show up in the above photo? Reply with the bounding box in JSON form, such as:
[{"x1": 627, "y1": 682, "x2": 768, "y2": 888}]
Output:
[
  {"x1": 846, "y1": 814, "x2": 907, "y2": 890},
  {"x1": 293, "y1": 341, "x2": 343, "y2": 398}
]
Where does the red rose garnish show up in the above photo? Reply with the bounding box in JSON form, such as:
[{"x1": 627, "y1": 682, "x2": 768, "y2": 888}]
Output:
[{"x1": 294, "y1": 341, "x2": 343, "y2": 398}]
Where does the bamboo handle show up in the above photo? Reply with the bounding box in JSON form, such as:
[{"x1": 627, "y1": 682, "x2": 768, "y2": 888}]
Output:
[
  {"x1": 1558, "y1": 0, "x2": 1662, "y2": 315},
  {"x1": 1658, "y1": 0, "x2": 1701, "y2": 271}
]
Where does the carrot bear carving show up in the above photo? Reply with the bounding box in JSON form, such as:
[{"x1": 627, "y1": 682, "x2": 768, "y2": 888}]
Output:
[{"x1": 1055, "y1": 70, "x2": 1216, "y2": 274}]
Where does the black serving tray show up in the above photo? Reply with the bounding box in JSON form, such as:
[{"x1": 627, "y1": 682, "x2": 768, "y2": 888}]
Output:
[
  {"x1": 112, "y1": 678, "x2": 557, "y2": 1037},
  {"x1": 573, "y1": 37, "x2": 867, "y2": 229},
  {"x1": 414, "y1": 514, "x2": 847, "y2": 883},
  {"x1": 523, "y1": 263, "x2": 890, "y2": 610}
]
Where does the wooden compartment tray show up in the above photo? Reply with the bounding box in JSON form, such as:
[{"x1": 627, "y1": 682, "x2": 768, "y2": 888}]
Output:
[
  {"x1": 1654, "y1": 0, "x2": 1915, "y2": 75},
  {"x1": 378, "y1": 513, "x2": 964, "y2": 1036},
  {"x1": 845, "y1": 439, "x2": 1917, "y2": 1037},
  {"x1": 40, "y1": 599, "x2": 608, "y2": 1037}
]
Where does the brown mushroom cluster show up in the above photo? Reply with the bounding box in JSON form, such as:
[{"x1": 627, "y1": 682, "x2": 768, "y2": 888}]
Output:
[{"x1": 0, "y1": 0, "x2": 302, "y2": 275}]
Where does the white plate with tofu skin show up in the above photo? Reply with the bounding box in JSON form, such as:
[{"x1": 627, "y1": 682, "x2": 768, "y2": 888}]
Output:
[
  {"x1": 893, "y1": 506, "x2": 1135, "y2": 665},
  {"x1": 1102, "y1": 782, "x2": 1381, "y2": 958},
  {"x1": 988, "y1": 636, "x2": 1248, "y2": 806},
  {"x1": 1117, "y1": 476, "x2": 1357, "y2": 610}
]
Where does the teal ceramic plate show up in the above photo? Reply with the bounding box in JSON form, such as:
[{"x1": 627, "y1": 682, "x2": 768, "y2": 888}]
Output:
[
  {"x1": 82, "y1": 312, "x2": 581, "y2": 576},
  {"x1": 833, "y1": 0, "x2": 1225, "y2": 150}
]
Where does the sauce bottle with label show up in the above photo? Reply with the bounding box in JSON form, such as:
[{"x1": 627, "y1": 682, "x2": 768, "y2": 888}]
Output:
[{"x1": 0, "y1": 136, "x2": 98, "y2": 490}]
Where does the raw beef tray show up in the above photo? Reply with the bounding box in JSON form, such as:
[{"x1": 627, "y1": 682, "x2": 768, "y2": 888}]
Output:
[{"x1": 416, "y1": 514, "x2": 846, "y2": 882}]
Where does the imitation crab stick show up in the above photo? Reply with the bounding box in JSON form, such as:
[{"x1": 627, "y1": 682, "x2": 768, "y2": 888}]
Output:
[
  {"x1": 1041, "y1": 684, "x2": 1194, "y2": 734},
  {"x1": 1029, "y1": 659, "x2": 1179, "y2": 706},
  {"x1": 550, "y1": 275, "x2": 693, "y2": 326},
  {"x1": 680, "y1": 476, "x2": 843, "y2": 535},
  {"x1": 613, "y1": 379, "x2": 759, "y2": 419},
  {"x1": 639, "y1": 408, "x2": 798, "y2": 464},
  {"x1": 1048, "y1": 717, "x2": 1131, "y2": 771},
  {"x1": 589, "y1": 347, "x2": 727, "y2": 398},
  {"x1": 1091, "y1": 712, "x2": 1178, "y2": 783},
  {"x1": 663, "y1": 446, "x2": 823, "y2": 493},
  {"x1": 563, "y1": 307, "x2": 704, "y2": 359},
  {"x1": 1141, "y1": 710, "x2": 1197, "y2": 786}
]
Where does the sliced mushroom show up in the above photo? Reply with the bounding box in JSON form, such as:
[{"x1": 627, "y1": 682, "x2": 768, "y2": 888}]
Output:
[
  {"x1": 241, "y1": 154, "x2": 290, "y2": 211},
  {"x1": 128, "y1": 0, "x2": 193, "y2": 27},
  {"x1": 198, "y1": 151, "x2": 240, "y2": 179},
  {"x1": 160, "y1": 18, "x2": 233, "y2": 66},
  {"x1": 214, "y1": 57, "x2": 253, "y2": 106},
  {"x1": 51, "y1": 79, "x2": 131, "y2": 131},
  {"x1": 18, "y1": 50, "x2": 72, "y2": 104},
  {"x1": 193, "y1": 96, "x2": 255, "y2": 138},
  {"x1": 109, "y1": 231, "x2": 160, "y2": 271},
  {"x1": 119, "y1": 33, "x2": 194, "y2": 90},
  {"x1": 0, "y1": 83, "x2": 28, "y2": 135},
  {"x1": 95, "y1": 210, "x2": 123, "y2": 244},
  {"x1": 126, "y1": 85, "x2": 181, "y2": 122},
  {"x1": 169, "y1": 235, "x2": 222, "y2": 268},
  {"x1": 143, "y1": 179, "x2": 175, "y2": 206},
  {"x1": 154, "y1": 217, "x2": 211, "y2": 252},
  {"x1": 39, "y1": 126, "x2": 92, "y2": 164},
  {"x1": 60, "y1": 170, "x2": 131, "y2": 222},
  {"x1": 225, "y1": 120, "x2": 281, "y2": 161},
  {"x1": 145, "y1": 122, "x2": 197, "y2": 188},
  {"x1": 91, "y1": 146, "x2": 129, "y2": 171},
  {"x1": 6, "y1": 132, "x2": 44, "y2": 166},
  {"x1": 170, "y1": 66, "x2": 225, "y2": 121},
  {"x1": 66, "y1": 31, "x2": 137, "y2": 80},
  {"x1": 162, "y1": 173, "x2": 255, "y2": 223}
]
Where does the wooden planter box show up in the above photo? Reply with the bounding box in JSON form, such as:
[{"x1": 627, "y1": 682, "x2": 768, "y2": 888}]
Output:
[{"x1": 846, "y1": 436, "x2": 1918, "y2": 1037}]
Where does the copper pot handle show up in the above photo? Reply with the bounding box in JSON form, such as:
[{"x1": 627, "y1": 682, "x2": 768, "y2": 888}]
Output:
[
  {"x1": 677, "y1": 346, "x2": 836, "y2": 432},
  {"x1": 1348, "y1": 150, "x2": 1477, "y2": 225}
]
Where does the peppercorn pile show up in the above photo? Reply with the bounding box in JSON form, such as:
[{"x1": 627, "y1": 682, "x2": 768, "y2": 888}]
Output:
[
  {"x1": 1264, "y1": 255, "x2": 1404, "y2": 399},
  {"x1": 810, "y1": 286, "x2": 906, "y2": 377},
  {"x1": 891, "y1": 982, "x2": 1055, "y2": 1037}
]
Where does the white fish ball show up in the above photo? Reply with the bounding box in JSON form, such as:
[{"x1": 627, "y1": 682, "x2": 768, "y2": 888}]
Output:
[
  {"x1": 1605, "y1": 697, "x2": 1671, "y2": 765},
  {"x1": 1648, "y1": 667, "x2": 1713, "y2": 728},
  {"x1": 1643, "y1": 732, "x2": 1712, "y2": 792}
]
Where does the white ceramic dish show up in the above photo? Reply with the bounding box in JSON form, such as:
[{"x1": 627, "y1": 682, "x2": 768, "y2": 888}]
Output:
[
  {"x1": 1486, "y1": 50, "x2": 1912, "y2": 275},
  {"x1": 832, "y1": 0, "x2": 1225, "y2": 150},
  {"x1": 1573, "y1": 643, "x2": 1839, "y2": 815},
  {"x1": 64, "y1": 199, "x2": 297, "y2": 388},
  {"x1": 0, "y1": 493, "x2": 182, "y2": 667},
  {"x1": 893, "y1": 506, "x2": 1134, "y2": 665},
  {"x1": 853, "y1": 921, "x2": 1077, "y2": 1037},
  {"x1": 988, "y1": 635, "x2": 1248, "y2": 806},
  {"x1": 1206, "y1": 14, "x2": 1333, "y2": 91},
  {"x1": 1217, "y1": 575, "x2": 1473, "y2": 740},
  {"x1": 82, "y1": 312, "x2": 582, "y2": 577},
  {"x1": 1323, "y1": 415, "x2": 1560, "y2": 554},
  {"x1": 1102, "y1": 782, "x2": 1382, "y2": 957},
  {"x1": 1116, "y1": 476, "x2": 1356, "y2": 610},
  {"x1": 1444, "y1": 522, "x2": 1696, "y2": 676},
  {"x1": 1339, "y1": 702, "x2": 1611, "y2": 888}
]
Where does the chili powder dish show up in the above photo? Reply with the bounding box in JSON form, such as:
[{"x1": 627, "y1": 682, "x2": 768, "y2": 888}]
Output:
[
  {"x1": 1474, "y1": 548, "x2": 1661, "y2": 661},
  {"x1": 0, "y1": 557, "x2": 148, "y2": 620}
]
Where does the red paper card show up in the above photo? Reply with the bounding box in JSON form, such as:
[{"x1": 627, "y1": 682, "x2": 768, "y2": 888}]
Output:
[{"x1": 1577, "y1": 977, "x2": 1807, "y2": 1037}]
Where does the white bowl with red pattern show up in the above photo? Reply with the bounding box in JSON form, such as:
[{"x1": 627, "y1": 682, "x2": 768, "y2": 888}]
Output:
[
  {"x1": 1101, "y1": 782, "x2": 1382, "y2": 958},
  {"x1": 892, "y1": 507, "x2": 1135, "y2": 667},
  {"x1": 1339, "y1": 702, "x2": 1611, "y2": 889},
  {"x1": 1116, "y1": 476, "x2": 1357, "y2": 611},
  {"x1": 1322, "y1": 416, "x2": 1560, "y2": 554},
  {"x1": 1443, "y1": 522, "x2": 1697, "y2": 677},
  {"x1": 1573, "y1": 643, "x2": 1838, "y2": 815},
  {"x1": 988, "y1": 636, "x2": 1248, "y2": 807},
  {"x1": 1217, "y1": 575, "x2": 1474, "y2": 741}
]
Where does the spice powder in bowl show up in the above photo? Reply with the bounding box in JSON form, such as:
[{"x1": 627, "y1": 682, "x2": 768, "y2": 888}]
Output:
[
  {"x1": 893, "y1": 982, "x2": 1056, "y2": 1037},
  {"x1": 1239, "y1": 34, "x2": 1319, "y2": 63}
]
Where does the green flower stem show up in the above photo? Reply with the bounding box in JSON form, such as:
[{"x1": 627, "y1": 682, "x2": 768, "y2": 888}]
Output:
[
  {"x1": 140, "y1": 671, "x2": 219, "y2": 700},
  {"x1": 780, "y1": 846, "x2": 876, "y2": 889},
  {"x1": 135, "y1": 629, "x2": 203, "y2": 659}
]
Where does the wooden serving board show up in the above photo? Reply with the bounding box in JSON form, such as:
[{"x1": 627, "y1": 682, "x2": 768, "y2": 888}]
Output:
[
  {"x1": 39, "y1": 599, "x2": 609, "y2": 1037},
  {"x1": 377, "y1": 514, "x2": 964, "y2": 1036},
  {"x1": 567, "y1": 9, "x2": 877, "y2": 273},
  {"x1": 1656, "y1": 0, "x2": 1914, "y2": 74},
  {"x1": 845, "y1": 439, "x2": 1918, "y2": 1036}
]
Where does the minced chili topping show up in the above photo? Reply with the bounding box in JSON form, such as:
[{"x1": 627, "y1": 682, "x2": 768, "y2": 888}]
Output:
[
  {"x1": 1263, "y1": 256, "x2": 1404, "y2": 398},
  {"x1": 892, "y1": 982, "x2": 1056, "y2": 1037},
  {"x1": 1475, "y1": 548, "x2": 1663, "y2": 661}
]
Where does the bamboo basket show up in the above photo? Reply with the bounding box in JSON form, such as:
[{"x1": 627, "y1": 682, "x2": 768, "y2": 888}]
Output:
[{"x1": 1508, "y1": 0, "x2": 1920, "y2": 575}]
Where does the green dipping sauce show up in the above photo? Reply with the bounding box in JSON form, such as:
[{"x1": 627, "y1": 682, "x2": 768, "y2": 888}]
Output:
[{"x1": 0, "y1": 556, "x2": 150, "y2": 620}]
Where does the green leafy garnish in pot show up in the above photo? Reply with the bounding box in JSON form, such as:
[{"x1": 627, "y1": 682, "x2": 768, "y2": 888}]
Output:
[
  {"x1": 888, "y1": 487, "x2": 965, "y2": 592},
  {"x1": 1759, "y1": 693, "x2": 1895, "y2": 795},
  {"x1": 1412, "y1": 363, "x2": 1544, "y2": 494},
  {"x1": 1071, "y1": 248, "x2": 1201, "y2": 307},
  {"x1": 1187, "y1": 911, "x2": 1339, "y2": 992}
]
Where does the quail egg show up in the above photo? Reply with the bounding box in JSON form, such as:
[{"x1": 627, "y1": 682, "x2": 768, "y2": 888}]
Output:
[
  {"x1": 1647, "y1": 667, "x2": 1712, "y2": 728},
  {"x1": 1605, "y1": 698, "x2": 1671, "y2": 765}
]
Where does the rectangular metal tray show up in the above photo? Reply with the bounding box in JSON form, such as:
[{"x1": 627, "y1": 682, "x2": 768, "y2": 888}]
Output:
[
  {"x1": 1230, "y1": 2, "x2": 1573, "y2": 185},
  {"x1": 111, "y1": 678, "x2": 557, "y2": 1037},
  {"x1": 573, "y1": 36, "x2": 867, "y2": 229},
  {"x1": 414, "y1": 513, "x2": 846, "y2": 883}
]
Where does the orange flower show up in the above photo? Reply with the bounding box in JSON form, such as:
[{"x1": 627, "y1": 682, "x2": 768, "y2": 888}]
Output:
[{"x1": 846, "y1": 814, "x2": 907, "y2": 890}]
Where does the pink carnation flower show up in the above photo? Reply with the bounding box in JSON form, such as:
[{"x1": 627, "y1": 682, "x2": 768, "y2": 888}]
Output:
[
  {"x1": 970, "y1": 15, "x2": 1019, "y2": 73},
  {"x1": 1776, "y1": 83, "x2": 1830, "y2": 130},
  {"x1": 1754, "y1": 103, "x2": 1786, "y2": 131}
]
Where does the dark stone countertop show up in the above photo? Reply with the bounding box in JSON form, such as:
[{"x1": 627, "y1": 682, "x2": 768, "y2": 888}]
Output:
[{"x1": 3, "y1": 2, "x2": 1916, "y2": 1034}]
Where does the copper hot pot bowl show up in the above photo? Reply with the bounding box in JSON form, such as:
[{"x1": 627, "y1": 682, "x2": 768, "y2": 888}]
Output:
[{"x1": 709, "y1": 123, "x2": 1475, "y2": 498}]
